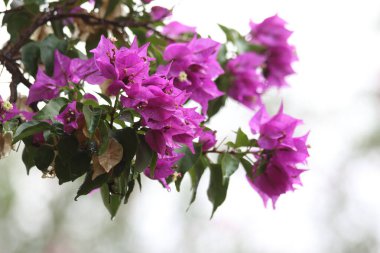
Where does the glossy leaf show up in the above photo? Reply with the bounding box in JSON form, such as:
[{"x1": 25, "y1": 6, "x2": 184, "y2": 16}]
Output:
[
  {"x1": 101, "y1": 181, "x2": 124, "y2": 219},
  {"x1": 55, "y1": 151, "x2": 91, "y2": 185},
  {"x1": 39, "y1": 35, "x2": 68, "y2": 76},
  {"x1": 83, "y1": 105, "x2": 103, "y2": 138},
  {"x1": 207, "y1": 164, "x2": 229, "y2": 218},
  {"x1": 188, "y1": 156, "x2": 207, "y2": 208},
  {"x1": 22, "y1": 145, "x2": 36, "y2": 174},
  {"x1": 175, "y1": 144, "x2": 202, "y2": 191},
  {"x1": 240, "y1": 157, "x2": 253, "y2": 178},
  {"x1": 13, "y1": 121, "x2": 51, "y2": 144},
  {"x1": 57, "y1": 134, "x2": 79, "y2": 160},
  {"x1": 75, "y1": 172, "x2": 109, "y2": 199},
  {"x1": 3, "y1": 10, "x2": 35, "y2": 41},
  {"x1": 21, "y1": 42, "x2": 40, "y2": 77},
  {"x1": 134, "y1": 135, "x2": 153, "y2": 173},
  {"x1": 149, "y1": 152, "x2": 158, "y2": 178},
  {"x1": 33, "y1": 97, "x2": 68, "y2": 121},
  {"x1": 221, "y1": 153, "x2": 240, "y2": 184},
  {"x1": 124, "y1": 179, "x2": 135, "y2": 204},
  {"x1": 34, "y1": 146, "x2": 55, "y2": 172},
  {"x1": 235, "y1": 128, "x2": 250, "y2": 148}
]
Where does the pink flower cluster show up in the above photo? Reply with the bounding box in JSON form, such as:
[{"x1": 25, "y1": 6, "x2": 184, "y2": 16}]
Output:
[
  {"x1": 91, "y1": 36, "x2": 222, "y2": 186},
  {"x1": 227, "y1": 15, "x2": 297, "y2": 109},
  {"x1": 248, "y1": 105, "x2": 309, "y2": 207},
  {"x1": 164, "y1": 38, "x2": 224, "y2": 114}
]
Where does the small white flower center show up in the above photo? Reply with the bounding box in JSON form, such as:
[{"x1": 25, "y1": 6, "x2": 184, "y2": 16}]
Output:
[
  {"x1": 2, "y1": 101, "x2": 13, "y2": 112},
  {"x1": 178, "y1": 71, "x2": 188, "y2": 82}
]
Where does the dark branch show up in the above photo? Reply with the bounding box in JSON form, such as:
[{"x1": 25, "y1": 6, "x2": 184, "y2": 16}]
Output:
[{"x1": 0, "y1": 53, "x2": 32, "y2": 89}]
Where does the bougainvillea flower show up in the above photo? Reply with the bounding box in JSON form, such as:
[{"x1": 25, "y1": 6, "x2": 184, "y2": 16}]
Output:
[
  {"x1": 199, "y1": 129, "x2": 217, "y2": 151},
  {"x1": 162, "y1": 21, "x2": 196, "y2": 39},
  {"x1": 119, "y1": 66, "x2": 204, "y2": 157},
  {"x1": 1, "y1": 95, "x2": 35, "y2": 123},
  {"x1": 55, "y1": 101, "x2": 81, "y2": 134},
  {"x1": 247, "y1": 104, "x2": 308, "y2": 208},
  {"x1": 144, "y1": 155, "x2": 182, "y2": 190},
  {"x1": 163, "y1": 38, "x2": 224, "y2": 113},
  {"x1": 264, "y1": 45, "x2": 297, "y2": 88},
  {"x1": 227, "y1": 52, "x2": 266, "y2": 109},
  {"x1": 27, "y1": 51, "x2": 71, "y2": 105},
  {"x1": 249, "y1": 15, "x2": 297, "y2": 88},
  {"x1": 91, "y1": 35, "x2": 119, "y2": 79},
  {"x1": 150, "y1": 6, "x2": 171, "y2": 21},
  {"x1": 83, "y1": 93, "x2": 98, "y2": 102},
  {"x1": 91, "y1": 36, "x2": 152, "y2": 94},
  {"x1": 249, "y1": 104, "x2": 302, "y2": 150},
  {"x1": 249, "y1": 15, "x2": 292, "y2": 47},
  {"x1": 27, "y1": 70, "x2": 62, "y2": 105},
  {"x1": 247, "y1": 158, "x2": 305, "y2": 208},
  {"x1": 70, "y1": 58, "x2": 106, "y2": 85}
]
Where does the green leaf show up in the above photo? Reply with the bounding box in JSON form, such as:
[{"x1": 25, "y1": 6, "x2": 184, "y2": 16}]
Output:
[
  {"x1": 22, "y1": 145, "x2": 36, "y2": 174},
  {"x1": 207, "y1": 164, "x2": 229, "y2": 218},
  {"x1": 218, "y1": 24, "x2": 266, "y2": 54},
  {"x1": 96, "y1": 92, "x2": 112, "y2": 105},
  {"x1": 39, "y1": 35, "x2": 68, "y2": 76},
  {"x1": 218, "y1": 24, "x2": 242, "y2": 43},
  {"x1": 57, "y1": 134, "x2": 79, "y2": 160},
  {"x1": 33, "y1": 97, "x2": 68, "y2": 121},
  {"x1": 113, "y1": 127, "x2": 138, "y2": 162},
  {"x1": 75, "y1": 172, "x2": 109, "y2": 199},
  {"x1": 235, "y1": 128, "x2": 250, "y2": 148},
  {"x1": 136, "y1": 173, "x2": 142, "y2": 190},
  {"x1": 13, "y1": 121, "x2": 51, "y2": 143},
  {"x1": 21, "y1": 42, "x2": 40, "y2": 77},
  {"x1": 175, "y1": 144, "x2": 202, "y2": 174},
  {"x1": 188, "y1": 156, "x2": 207, "y2": 208},
  {"x1": 34, "y1": 146, "x2": 55, "y2": 172},
  {"x1": 134, "y1": 135, "x2": 153, "y2": 173},
  {"x1": 240, "y1": 157, "x2": 253, "y2": 178},
  {"x1": 101, "y1": 183, "x2": 122, "y2": 219},
  {"x1": 55, "y1": 151, "x2": 91, "y2": 185},
  {"x1": 206, "y1": 74, "x2": 231, "y2": 120},
  {"x1": 3, "y1": 10, "x2": 35, "y2": 41},
  {"x1": 149, "y1": 152, "x2": 158, "y2": 178},
  {"x1": 124, "y1": 179, "x2": 135, "y2": 204},
  {"x1": 174, "y1": 144, "x2": 202, "y2": 191},
  {"x1": 98, "y1": 121, "x2": 110, "y2": 155},
  {"x1": 207, "y1": 95, "x2": 227, "y2": 119},
  {"x1": 112, "y1": 128, "x2": 138, "y2": 177},
  {"x1": 221, "y1": 153, "x2": 240, "y2": 184},
  {"x1": 83, "y1": 105, "x2": 103, "y2": 138},
  {"x1": 217, "y1": 44, "x2": 228, "y2": 65},
  {"x1": 51, "y1": 20, "x2": 64, "y2": 39}
]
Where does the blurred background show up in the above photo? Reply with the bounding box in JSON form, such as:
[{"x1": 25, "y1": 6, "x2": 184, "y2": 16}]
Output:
[{"x1": 1, "y1": 0, "x2": 380, "y2": 252}]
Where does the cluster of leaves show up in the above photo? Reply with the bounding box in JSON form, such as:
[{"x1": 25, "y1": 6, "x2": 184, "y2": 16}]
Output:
[{"x1": 13, "y1": 93, "x2": 258, "y2": 218}]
